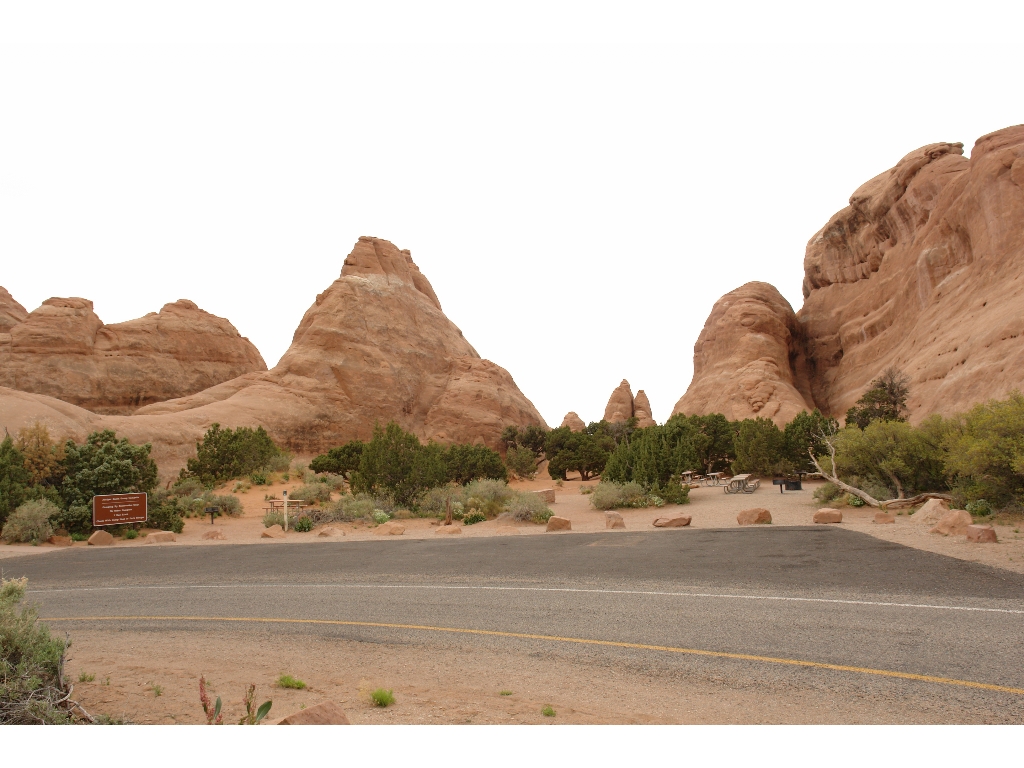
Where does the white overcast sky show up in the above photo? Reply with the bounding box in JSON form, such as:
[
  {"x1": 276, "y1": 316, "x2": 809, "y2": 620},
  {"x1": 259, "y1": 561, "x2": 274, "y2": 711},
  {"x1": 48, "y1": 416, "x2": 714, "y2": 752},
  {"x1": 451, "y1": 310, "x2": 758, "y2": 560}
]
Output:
[{"x1": 1, "y1": 2, "x2": 1021, "y2": 427}]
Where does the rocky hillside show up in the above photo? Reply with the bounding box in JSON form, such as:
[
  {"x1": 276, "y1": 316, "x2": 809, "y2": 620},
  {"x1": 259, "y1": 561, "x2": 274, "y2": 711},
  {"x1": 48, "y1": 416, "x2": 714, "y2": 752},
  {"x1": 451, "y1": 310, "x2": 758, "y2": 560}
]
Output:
[
  {"x1": 0, "y1": 237, "x2": 547, "y2": 477},
  {"x1": 675, "y1": 124, "x2": 1024, "y2": 425},
  {"x1": 0, "y1": 296, "x2": 267, "y2": 413}
]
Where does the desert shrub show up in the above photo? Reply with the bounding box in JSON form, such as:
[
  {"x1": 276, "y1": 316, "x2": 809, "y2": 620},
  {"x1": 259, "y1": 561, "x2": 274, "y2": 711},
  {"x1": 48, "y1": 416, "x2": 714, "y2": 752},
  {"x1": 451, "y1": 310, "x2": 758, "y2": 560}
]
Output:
[
  {"x1": 370, "y1": 688, "x2": 394, "y2": 707},
  {"x1": 589, "y1": 481, "x2": 655, "y2": 511},
  {"x1": 181, "y1": 423, "x2": 283, "y2": 485},
  {"x1": 464, "y1": 478, "x2": 515, "y2": 507},
  {"x1": 500, "y1": 492, "x2": 550, "y2": 523},
  {"x1": 293, "y1": 516, "x2": 313, "y2": 532},
  {"x1": 123, "y1": 528, "x2": 138, "y2": 540},
  {"x1": 16, "y1": 423, "x2": 65, "y2": 487},
  {"x1": 505, "y1": 445, "x2": 538, "y2": 480},
  {"x1": 293, "y1": 482, "x2": 332, "y2": 505},
  {"x1": 655, "y1": 478, "x2": 690, "y2": 505},
  {"x1": 1, "y1": 500, "x2": 58, "y2": 543},
  {"x1": 0, "y1": 578, "x2": 73, "y2": 724},
  {"x1": 966, "y1": 499, "x2": 993, "y2": 517},
  {"x1": 0, "y1": 436, "x2": 31, "y2": 529},
  {"x1": 147, "y1": 499, "x2": 185, "y2": 534},
  {"x1": 579, "y1": 485, "x2": 594, "y2": 495},
  {"x1": 733, "y1": 417, "x2": 790, "y2": 476},
  {"x1": 318, "y1": 473, "x2": 347, "y2": 492},
  {"x1": 70, "y1": 532, "x2": 88, "y2": 542},
  {"x1": 834, "y1": 420, "x2": 946, "y2": 499},
  {"x1": 276, "y1": 675, "x2": 306, "y2": 690},
  {"x1": 310, "y1": 441, "x2": 364, "y2": 480},
  {"x1": 444, "y1": 443, "x2": 507, "y2": 485},
  {"x1": 232, "y1": 480, "x2": 251, "y2": 493},
  {"x1": 372, "y1": 510, "x2": 391, "y2": 525},
  {"x1": 545, "y1": 427, "x2": 613, "y2": 481},
  {"x1": 265, "y1": 453, "x2": 292, "y2": 473},
  {"x1": 249, "y1": 471, "x2": 267, "y2": 485},
  {"x1": 846, "y1": 366, "x2": 910, "y2": 429},
  {"x1": 813, "y1": 482, "x2": 843, "y2": 504},
  {"x1": 171, "y1": 476, "x2": 205, "y2": 498},
  {"x1": 59, "y1": 430, "x2": 158, "y2": 509},
  {"x1": 463, "y1": 511, "x2": 486, "y2": 525},
  {"x1": 49, "y1": 504, "x2": 92, "y2": 536},
  {"x1": 847, "y1": 494, "x2": 866, "y2": 507},
  {"x1": 942, "y1": 393, "x2": 1024, "y2": 508},
  {"x1": 206, "y1": 494, "x2": 242, "y2": 517},
  {"x1": 263, "y1": 511, "x2": 285, "y2": 528}
]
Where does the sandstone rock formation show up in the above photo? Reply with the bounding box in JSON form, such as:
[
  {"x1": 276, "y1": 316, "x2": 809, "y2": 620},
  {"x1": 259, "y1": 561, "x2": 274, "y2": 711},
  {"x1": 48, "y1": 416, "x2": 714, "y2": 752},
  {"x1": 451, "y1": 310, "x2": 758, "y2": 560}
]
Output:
[
  {"x1": 602, "y1": 380, "x2": 657, "y2": 426},
  {"x1": 966, "y1": 524, "x2": 997, "y2": 543},
  {"x1": 605, "y1": 511, "x2": 626, "y2": 529},
  {"x1": 560, "y1": 411, "x2": 586, "y2": 431},
  {"x1": 0, "y1": 287, "x2": 28, "y2": 333},
  {"x1": 604, "y1": 380, "x2": 635, "y2": 423},
  {"x1": 633, "y1": 390, "x2": 656, "y2": 428},
  {"x1": 546, "y1": 516, "x2": 571, "y2": 531},
  {"x1": 675, "y1": 125, "x2": 1024, "y2": 425},
  {"x1": 737, "y1": 508, "x2": 772, "y2": 525},
  {"x1": 672, "y1": 283, "x2": 813, "y2": 425},
  {"x1": 929, "y1": 509, "x2": 972, "y2": 536},
  {"x1": 0, "y1": 238, "x2": 547, "y2": 479},
  {"x1": 813, "y1": 508, "x2": 843, "y2": 524},
  {"x1": 0, "y1": 295, "x2": 267, "y2": 413}
]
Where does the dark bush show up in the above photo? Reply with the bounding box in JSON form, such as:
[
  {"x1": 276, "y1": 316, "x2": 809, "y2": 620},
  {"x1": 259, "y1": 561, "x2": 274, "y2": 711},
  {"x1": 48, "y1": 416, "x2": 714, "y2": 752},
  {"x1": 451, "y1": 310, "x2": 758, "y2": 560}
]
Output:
[
  {"x1": 0, "y1": 436, "x2": 31, "y2": 528},
  {"x1": 181, "y1": 424, "x2": 283, "y2": 486},
  {"x1": 59, "y1": 430, "x2": 158, "y2": 509},
  {"x1": 309, "y1": 441, "x2": 364, "y2": 480}
]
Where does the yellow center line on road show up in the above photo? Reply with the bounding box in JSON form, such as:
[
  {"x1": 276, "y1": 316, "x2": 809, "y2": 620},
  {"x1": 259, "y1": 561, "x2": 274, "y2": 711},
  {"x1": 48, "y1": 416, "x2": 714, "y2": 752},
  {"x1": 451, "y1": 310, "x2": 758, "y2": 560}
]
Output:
[{"x1": 49, "y1": 614, "x2": 1024, "y2": 696}]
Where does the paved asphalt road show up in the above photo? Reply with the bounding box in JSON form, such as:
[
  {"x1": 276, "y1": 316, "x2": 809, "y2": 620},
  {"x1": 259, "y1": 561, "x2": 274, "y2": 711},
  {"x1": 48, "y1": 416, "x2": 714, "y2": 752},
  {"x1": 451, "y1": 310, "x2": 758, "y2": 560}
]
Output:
[{"x1": 8, "y1": 527, "x2": 1024, "y2": 705}]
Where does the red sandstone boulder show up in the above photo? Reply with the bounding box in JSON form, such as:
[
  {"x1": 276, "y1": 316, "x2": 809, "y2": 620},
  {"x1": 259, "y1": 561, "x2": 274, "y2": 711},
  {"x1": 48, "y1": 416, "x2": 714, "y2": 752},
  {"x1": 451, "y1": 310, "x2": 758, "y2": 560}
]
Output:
[
  {"x1": 261, "y1": 525, "x2": 286, "y2": 539},
  {"x1": 813, "y1": 508, "x2": 843, "y2": 524},
  {"x1": 737, "y1": 508, "x2": 772, "y2": 525},
  {"x1": 546, "y1": 516, "x2": 571, "y2": 531},
  {"x1": 374, "y1": 522, "x2": 406, "y2": 536},
  {"x1": 911, "y1": 498, "x2": 950, "y2": 526},
  {"x1": 144, "y1": 531, "x2": 176, "y2": 544},
  {"x1": 88, "y1": 530, "x2": 114, "y2": 546},
  {"x1": 653, "y1": 513, "x2": 691, "y2": 528},
  {"x1": 605, "y1": 512, "x2": 626, "y2": 529},
  {"x1": 966, "y1": 524, "x2": 997, "y2": 543},
  {"x1": 930, "y1": 509, "x2": 972, "y2": 536},
  {"x1": 532, "y1": 489, "x2": 556, "y2": 503}
]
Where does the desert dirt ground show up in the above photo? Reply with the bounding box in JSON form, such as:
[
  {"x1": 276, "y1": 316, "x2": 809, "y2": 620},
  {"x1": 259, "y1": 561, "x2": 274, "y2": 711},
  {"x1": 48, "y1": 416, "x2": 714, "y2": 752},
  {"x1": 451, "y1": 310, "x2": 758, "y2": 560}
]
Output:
[
  {"x1": 7, "y1": 474, "x2": 1024, "y2": 725},
  {"x1": 4, "y1": 475, "x2": 1023, "y2": 575}
]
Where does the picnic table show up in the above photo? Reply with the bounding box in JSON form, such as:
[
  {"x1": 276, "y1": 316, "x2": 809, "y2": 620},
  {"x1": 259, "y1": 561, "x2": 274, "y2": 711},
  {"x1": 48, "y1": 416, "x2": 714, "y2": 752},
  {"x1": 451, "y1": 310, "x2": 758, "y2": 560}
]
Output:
[
  {"x1": 262, "y1": 498, "x2": 308, "y2": 514},
  {"x1": 702, "y1": 472, "x2": 727, "y2": 487},
  {"x1": 724, "y1": 474, "x2": 760, "y2": 494},
  {"x1": 680, "y1": 471, "x2": 704, "y2": 485}
]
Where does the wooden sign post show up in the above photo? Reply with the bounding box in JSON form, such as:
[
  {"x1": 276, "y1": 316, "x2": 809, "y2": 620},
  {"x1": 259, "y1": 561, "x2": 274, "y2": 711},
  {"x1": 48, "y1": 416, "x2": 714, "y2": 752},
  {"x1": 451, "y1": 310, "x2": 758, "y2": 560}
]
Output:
[{"x1": 92, "y1": 493, "x2": 148, "y2": 527}]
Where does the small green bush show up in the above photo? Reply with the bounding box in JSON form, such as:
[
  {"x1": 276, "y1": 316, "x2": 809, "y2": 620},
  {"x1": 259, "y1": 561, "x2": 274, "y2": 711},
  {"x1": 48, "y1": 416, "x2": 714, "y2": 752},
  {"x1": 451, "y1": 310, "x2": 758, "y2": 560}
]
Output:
[
  {"x1": 123, "y1": 528, "x2": 139, "y2": 540},
  {"x1": 463, "y1": 512, "x2": 486, "y2": 525},
  {"x1": 78, "y1": 672, "x2": 95, "y2": 683},
  {"x1": 276, "y1": 675, "x2": 306, "y2": 690},
  {"x1": 293, "y1": 482, "x2": 332, "y2": 505},
  {"x1": 531, "y1": 508, "x2": 553, "y2": 524},
  {"x1": 579, "y1": 485, "x2": 594, "y2": 495},
  {"x1": 542, "y1": 705, "x2": 555, "y2": 717},
  {"x1": 1, "y1": 500, "x2": 57, "y2": 543},
  {"x1": 232, "y1": 480, "x2": 251, "y2": 493},
  {"x1": 813, "y1": 482, "x2": 843, "y2": 504},
  {"x1": 589, "y1": 481, "x2": 661, "y2": 511},
  {"x1": 70, "y1": 532, "x2": 88, "y2": 542},
  {"x1": 293, "y1": 516, "x2": 313, "y2": 532},
  {"x1": 966, "y1": 499, "x2": 993, "y2": 517},
  {"x1": 249, "y1": 471, "x2": 267, "y2": 486},
  {"x1": 499, "y1": 690, "x2": 513, "y2": 696},
  {"x1": 372, "y1": 510, "x2": 391, "y2": 525},
  {"x1": 501, "y1": 492, "x2": 550, "y2": 523},
  {"x1": 265, "y1": 453, "x2": 293, "y2": 473},
  {"x1": 49, "y1": 504, "x2": 92, "y2": 536},
  {"x1": 263, "y1": 512, "x2": 285, "y2": 528},
  {"x1": 847, "y1": 494, "x2": 866, "y2": 507},
  {"x1": 370, "y1": 688, "x2": 395, "y2": 707}
]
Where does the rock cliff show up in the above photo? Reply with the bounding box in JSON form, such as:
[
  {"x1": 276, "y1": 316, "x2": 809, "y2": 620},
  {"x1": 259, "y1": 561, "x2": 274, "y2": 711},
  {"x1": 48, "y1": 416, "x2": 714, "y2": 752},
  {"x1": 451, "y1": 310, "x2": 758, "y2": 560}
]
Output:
[
  {"x1": 560, "y1": 411, "x2": 586, "y2": 431},
  {"x1": 0, "y1": 287, "x2": 28, "y2": 333},
  {"x1": 675, "y1": 124, "x2": 1024, "y2": 425},
  {"x1": 0, "y1": 237, "x2": 547, "y2": 477},
  {"x1": 0, "y1": 296, "x2": 267, "y2": 413}
]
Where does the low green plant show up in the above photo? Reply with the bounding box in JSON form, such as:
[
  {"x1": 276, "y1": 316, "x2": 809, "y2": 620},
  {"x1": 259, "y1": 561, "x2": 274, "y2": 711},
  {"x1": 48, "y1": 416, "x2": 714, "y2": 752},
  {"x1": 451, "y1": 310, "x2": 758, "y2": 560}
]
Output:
[
  {"x1": 293, "y1": 482, "x2": 332, "y2": 505},
  {"x1": 847, "y1": 494, "x2": 866, "y2": 508},
  {"x1": 282, "y1": 473, "x2": 290, "y2": 482},
  {"x1": 813, "y1": 482, "x2": 843, "y2": 504},
  {"x1": 123, "y1": 528, "x2": 138, "y2": 540},
  {"x1": 579, "y1": 485, "x2": 594, "y2": 495},
  {"x1": 372, "y1": 510, "x2": 391, "y2": 525},
  {"x1": 463, "y1": 511, "x2": 486, "y2": 525},
  {"x1": 239, "y1": 683, "x2": 272, "y2": 725},
  {"x1": 276, "y1": 674, "x2": 306, "y2": 690},
  {"x1": 501, "y1": 492, "x2": 550, "y2": 523},
  {"x1": 70, "y1": 532, "x2": 88, "y2": 542},
  {"x1": 249, "y1": 471, "x2": 268, "y2": 486},
  {"x1": 542, "y1": 705, "x2": 555, "y2": 717},
  {"x1": 499, "y1": 690, "x2": 513, "y2": 696},
  {"x1": 1, "y1": 499, "x2": 57, "y2": 543},
  {"x1": 370, "y1": 688, "x2": 395, "y2": 707},
  {"x1": 263, "y1": 512, "x2": 285, "y2": 528},
  {"x1": 78, "y1": 671, "x2": 95, "y2": 683},
  {"x1": 531, "y1": 508, "x2": 553, "y2": 524},
  {"x1": 233, "y1": 480, "x2": 252, "y2": 493},
  {"x1": 293, "y1": 516, "x2": 313, "y2": 532},
  {"x1": 966, "y1": 499, "x2": 993, "y2": 517},
  {"x1": 151, "y1": 683, "x2": 163, "y2": 697}
]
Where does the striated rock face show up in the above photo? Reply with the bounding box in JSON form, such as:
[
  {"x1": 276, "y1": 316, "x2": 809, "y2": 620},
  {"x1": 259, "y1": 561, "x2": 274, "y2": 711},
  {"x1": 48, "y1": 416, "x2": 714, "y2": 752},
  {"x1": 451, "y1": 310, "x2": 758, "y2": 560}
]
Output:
[
  {"x1": 0, "y1": 297, "x2": 267, "y2": 414},
  {"x1": 0, "y1": 237, "x2": 547, "y2": 478},
  {"x1": 0, "y1": 287, "x2": 28, "y2": 333},
  {"x1": 676, "y1": 124, "x2": 1024, "y2": 424},
  {"x1": 633, "y1": 390, "x2": 656, "y2": 428},
  {"x1": 604, "y1": 380, "x2": 635, "y2": 423},
  {"x1": 672, "y1": 282, "x2": 813, "y2": 425},
  {"x1": 560, "y1": 411, "x2": 586, "y2": 431}
]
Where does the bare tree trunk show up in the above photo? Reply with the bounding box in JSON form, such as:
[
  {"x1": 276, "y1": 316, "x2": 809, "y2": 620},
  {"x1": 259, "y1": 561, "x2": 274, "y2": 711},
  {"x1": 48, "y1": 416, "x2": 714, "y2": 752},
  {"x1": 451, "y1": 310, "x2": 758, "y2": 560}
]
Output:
[
  {"x1": 881, "y1": 493, "x2": 953, "y2": 509},
  {"x1": 884, "y1": 469, "x2": 906, "y2": 499},
  {"x1": 808, "y1": 446, "x2": 884, "y2": 508}
]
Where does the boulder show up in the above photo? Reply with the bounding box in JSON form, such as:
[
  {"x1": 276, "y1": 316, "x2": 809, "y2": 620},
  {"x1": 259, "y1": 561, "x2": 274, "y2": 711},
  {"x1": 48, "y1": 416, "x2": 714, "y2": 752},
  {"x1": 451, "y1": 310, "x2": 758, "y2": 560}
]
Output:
[
  {"x1": 202, "y1": 529, "x2": 226, "y2": 540},
  {"x1": 546, "y1": 516, "x2": 571, "y2": 532},
  {"x1": 261, "y1": 524, "x2": 286, "y2": 539},
  {"x1": 874, "y1": 512, "x2": 896, "y2": 524},
  {"x1": 672, "y1": 125, "x2": 1024, "y2": 427},
  {"x1": 435, "y1": 525, "x2": 462, "y2": 535},
  {"x1": 632, "y1": 390, "x2": 657, "y2": 428},
  {"x1": 929, "y1": 509, "x2": 972, "y2": 536},
  {"x1": 373, "y1": 522, "x2": 405, "y2": 536},
  {"x1": 813, "y1": 508, "x2": 843, "y2": 524},
  {"x1": 0, "y1": 237, "x2": 548, "y2": 482},
  {"x1": 966, "y1": 524, "x2": 998, "y2": 543},
  {"x1": 532, "y1": 489, "x2": 556, "y2": 503},
  {"x1": 0, "y1": 286, "x2": 28, "y2": 334},
  {"x1": 605, "y1": 512, "x2": 626, "y2": 529},
  {"x1": 910, "y1": 498, "x2": 951, "y2": 526},
  {"x1": 145, "y1": 531, "x2": 176, "y2": 543},
  {"x1": 560, "y1": 412, "x2": 586, "y2": 432},
  {"x1": 0, "y1": 297, "x2": 266, "y2": 414},
  {"x1": 87, "y1": 530, "x2": 114, "y2": 546},
  {"x1": 653, "y1": 513, "x2": 691, "y2": 528},
  {"x1": 276, "y1": 701, "x2": 350, "y2": 725},
  {"x1": 737, "y1": 508, "x2": 772, "y2": 525},
  {"x1": 47, "y1": 535, "x2": 72, "y2": 546},
  {"x1": 317, "y1": 527, "x2": 343, "y2": 537},
  {"x1": 603, "y1": 380, "x2": 635, "y2": 423}
]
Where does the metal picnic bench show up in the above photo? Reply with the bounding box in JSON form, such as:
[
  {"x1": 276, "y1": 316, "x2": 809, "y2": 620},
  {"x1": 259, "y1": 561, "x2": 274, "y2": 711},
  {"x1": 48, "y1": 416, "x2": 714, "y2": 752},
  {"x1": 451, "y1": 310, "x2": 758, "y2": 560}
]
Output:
[{"x1": 724, "y1": 474, "x2": 760, "y2": 494}]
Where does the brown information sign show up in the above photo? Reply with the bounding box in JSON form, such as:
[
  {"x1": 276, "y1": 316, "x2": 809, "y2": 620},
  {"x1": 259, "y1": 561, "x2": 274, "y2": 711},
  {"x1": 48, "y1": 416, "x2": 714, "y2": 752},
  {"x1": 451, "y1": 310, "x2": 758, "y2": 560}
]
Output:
[{"x1": 92, "y1": 493, "x2": 148, "y2": 527}]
